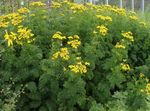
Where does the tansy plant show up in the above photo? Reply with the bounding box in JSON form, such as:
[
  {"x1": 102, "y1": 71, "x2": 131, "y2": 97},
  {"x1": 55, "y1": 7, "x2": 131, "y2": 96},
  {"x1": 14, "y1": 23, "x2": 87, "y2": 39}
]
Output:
[{"x1": 1, "y1": 1, "x2": 150, "y2": 111}]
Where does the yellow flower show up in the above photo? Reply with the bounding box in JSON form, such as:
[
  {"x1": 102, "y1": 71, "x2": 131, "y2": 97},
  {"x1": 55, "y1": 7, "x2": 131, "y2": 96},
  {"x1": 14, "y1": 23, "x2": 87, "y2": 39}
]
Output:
[
  {"x1": 59, "y1": 48, "x2": 70, "y2": 60},
  {"x1": 85, "y1": 62, "x2": 90, "y2": 66},
  {"x1": 0, "y1": 15, "x2": 8, "y2": 28},
  {"x1": 97, "y1": 25, "x2": 108, "y2": 36},
  {"x1": 68, "y1": 62, "x2": 88, "y2": 74},
  {"x1": 30, "y1": 2, "x2": 46, "y2": 7},
  {"x1": 122, "y1": 31, "x2": 134, "y2": 42},
  {"x1": 96, "y1": 15, "x2": 112, "y2": 22},
  {"x1": 140, "y1": 89, "x2": 144, "y2": 93},
  {"x1": 115, "y1": 42, "x2": 125, "y2": 49},
  {"x1": 69, "y1": 65, "x2": 79, "y2": 73},
  {"x1": 68, "y1": 36, "x2": 73, "y2": 39},
  {"x1": 121, "y1": 63, "x2": 130, "y2": 71},
  {"x1": 17, "y1": 7, "x2": 30, "y2": 14},
  {"x1": 4, "y1": 31, "x2": 17, "y2": 47},
  {"x1": 52, "y1": 32, "x2": 66, "y2": 40},
  {"x1": 52, "y1": 52, "x2": 60, "y2": 60},
  {"x1": 52, "y1": 48, "x2": 70, "y2": 60},
  {"x1": 146, "y1": 78, "x2": 149, "y2": 83},
  {"x1": 76, "y1": 57, "x2": 81, "y2": 60},
  {"x1": 7, "y1": 13, "x2": 23, "y2": 26},
  {"x1": 17, "y1": 27, "x2": 34, "y2": 44},
  {"x1": 139, "y1": 22, "x2": 147, "y2": 28},
  {"x1": 129, "y1": 15, "x2": 138, "y2": 20},
  {"x1": 146, "y1": 83, "x2": 150, "y2": 95},
  {"x1": 30, "y1": 14, "x2": 35, "y2": 17},
  {"x1": 112, "y1": 8, "x2": 126, "y2": 16},
  {"x1": 71, "y1": 4, "x2": 87, "y2": 12},
  {"x1": 63, "y1": 67, "x2": 67, "y2": 71},
  {"x1": 74, "y1": 35, "x2": 80, "y2": 39},
  {"x1": 51, "y1": 2, "x2": 62, "y2": 8},
  {"x1": 93, "y1": 30, "x2": 98, "y2": 34},
  {"x1": 67, "y1": 40, "x2": 81, "y2": 49},
  {"x1": 0, "y1": 21, "x2": 9, "y2": 28},
  {"x1": 139, "y1": 73, "x2": 145, "y2": 78}
]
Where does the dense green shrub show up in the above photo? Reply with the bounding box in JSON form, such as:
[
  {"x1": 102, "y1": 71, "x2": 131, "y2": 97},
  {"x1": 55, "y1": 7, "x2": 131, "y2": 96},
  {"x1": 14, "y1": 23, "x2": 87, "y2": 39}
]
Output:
[{"x1": 1, "y1": 1, "x2": 150, "y2": 111}]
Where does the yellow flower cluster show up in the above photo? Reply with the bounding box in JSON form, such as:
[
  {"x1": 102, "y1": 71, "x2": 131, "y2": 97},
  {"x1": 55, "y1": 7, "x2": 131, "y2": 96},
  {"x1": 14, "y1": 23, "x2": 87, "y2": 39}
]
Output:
[
  {"x1": 121, "y1": 63, "x2": 130, "y2": 71},
  {"x1": 139, "y1": 22, "x2": 147, "y2": 28},
  {"x1": 17, "y1": 26, "x2": 34, "y2": 44},
  {"x1": 6, "y1": 13, "x2": 23, "y2": 26},
  {"x1": 67, "y1": 35, "x2": 81, "y2": 49},
  {"x1": 4, "y1": 31, "x2": 17, "y2": 47},
  {"x1": 4, "y1": 26, "x2": 34, "y2": 47},
  {"x1": 112, "y1": 8, "x2": 126, "y2": 16},
  {"x1": 139, "y1": 73, "x2": 145, "y2": 78},
  {"x1": 68, "y1": 61, "x2": 90, "y2": 74},
  {"x1": 97, "y1": 25, "x2": 108, "y2": 36},
  {"x1": 52, "y1": 32, "x2": 66, "y2": 40},
  {"x1": 71, "y1": 4, "x2": 87, "y2": 13},
  {"x1": 96, "y1": 15, "x2": 112, "y2": 22},
  {"x1": 96, "y1": 5, "x2": 126, "y2": 16},
  {"x1": 52, "y1": 32, "x2": 81, "y2": 49},
  {"x1": 0, "y1": 7, "x2": 30, "y2": 28},
  {"x1": 146, "y1": 83, "x2": 150, "y2": 95},
  {"x1": 51, "y1": 2, "x2": 62, "y2": 8},
  {"x1": 115, "y1": 42, "x2": 125, "y2": 49},
  {"x1": 17, "y1": 7, "x2": 30, "y2": 14},
  {"x1": 30, "y1": 1, "x2": 46, "y2": 7},
  {"x1": 0, "y1": 16, "x2": 9, "y2": 28},
  {"x1": 122, "y1": 31, "x2": 134, "y2": 42},
  {"x1": 52, "y1": 48, "x2": 70, "y2": 60},
  {"x1": 67, "y1": 40, "x2": 81, "y2": 49},
  {"x1": 129, "y1": 15, "x2": 138, "y2": 20}
]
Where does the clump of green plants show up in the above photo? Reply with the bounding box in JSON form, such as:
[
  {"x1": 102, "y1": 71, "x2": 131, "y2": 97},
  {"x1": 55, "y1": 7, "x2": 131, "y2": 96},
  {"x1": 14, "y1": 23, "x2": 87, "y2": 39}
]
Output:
[{"x1": 1, "y1": 1, "x2": 150, "y2": 111}]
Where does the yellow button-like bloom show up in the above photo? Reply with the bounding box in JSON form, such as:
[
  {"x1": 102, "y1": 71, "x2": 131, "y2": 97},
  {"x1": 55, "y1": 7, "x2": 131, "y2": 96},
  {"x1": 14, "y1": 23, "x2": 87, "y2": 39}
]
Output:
[
  {"x1": 146, "y1": 83, "x2": 150, "y2": 95},
  {"x1": 68, "y1": 62, "x2": 88, "y2": 74},
  {"x1": 52, "y1": 32, "x2": 66, "y2": 40},
  {"x1": 4, "y1": 31, "x2": 17, "y2": 47},
  {"x1": 52, "y1": 48, "x2": 70, "y2": 60},
  {"x1": 129, "y1": 15, "x2": 138, "y2": 20},
  {"x1": 0, "y1": 21, "x2": 9, "y2": 28},
  {"x1": 67, "y1": 40, "x2": 81, "y2": 49},
  {"x1": 139, "y1": 22, "x2": 147, "y2": 28},
  {"x1": 115, "y1": 42, "x2": 125, "y2": 49},
  {"x1": 68, "y1": 35, "x2": 80, "y2": 40},
  {"x1": 93, "y1": 30, "x2": 98, "y2": 34},
  {"x1": 0, "y1": 15, "x2": 9, "y2": 28},
  {"x1": 17, "y1": 7, "x2": 30, "y2": 14},
  {"x1": 139, "y1": 73, "x2": 145, "y2": 78},
  {"x1": 76, "y1": 57, "x2": 81, "y2": 60},
  {"x1": 51, "y1": 2, "x2": 62, "y2": 8},
  {"x1": 30, "y1": 2, "x2": 46, "y2": 7},
  {"x1": 71, "y1": 4, "x2": 87, "y2": 13},
  {"x1": 7, "y1": 13, "x2": 23, "y2": 26},
  {"x1": 97, "y1": 25, "x2": 108, "y2": 36},
  {"x1": 4, "y1": 26, "x2": 34, "y2": 47},
  {"x1": 96, "y1": 15, "x2": 112, "y2": 22},
  {"x1": 68, "y1": 65, "x2": 79, "y2": 73},
  {"x1": 122, "y1": 31, "x2": 134, "y2": 42},
  {"x1": 52, "y1": 52, "x2": 60, "y2": 60},
  {"x1": 85, "y1": 62, "x2": 90, "y2": 66},
  {"x1": 68, "y1": 36, "x2": 73, "y2": 39},
  {"x1": 74, "y1": 35, "x2": 80, "y2": 39},
  {"x1": 17, "y1": 27, "x2": 34, "y2": 45},
  {"x1": 59, "y1": 48, "x2": 70, "y2": 60},
  {"x1": 121, "y1": 63, "x2": 130, "y2": 71}
]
